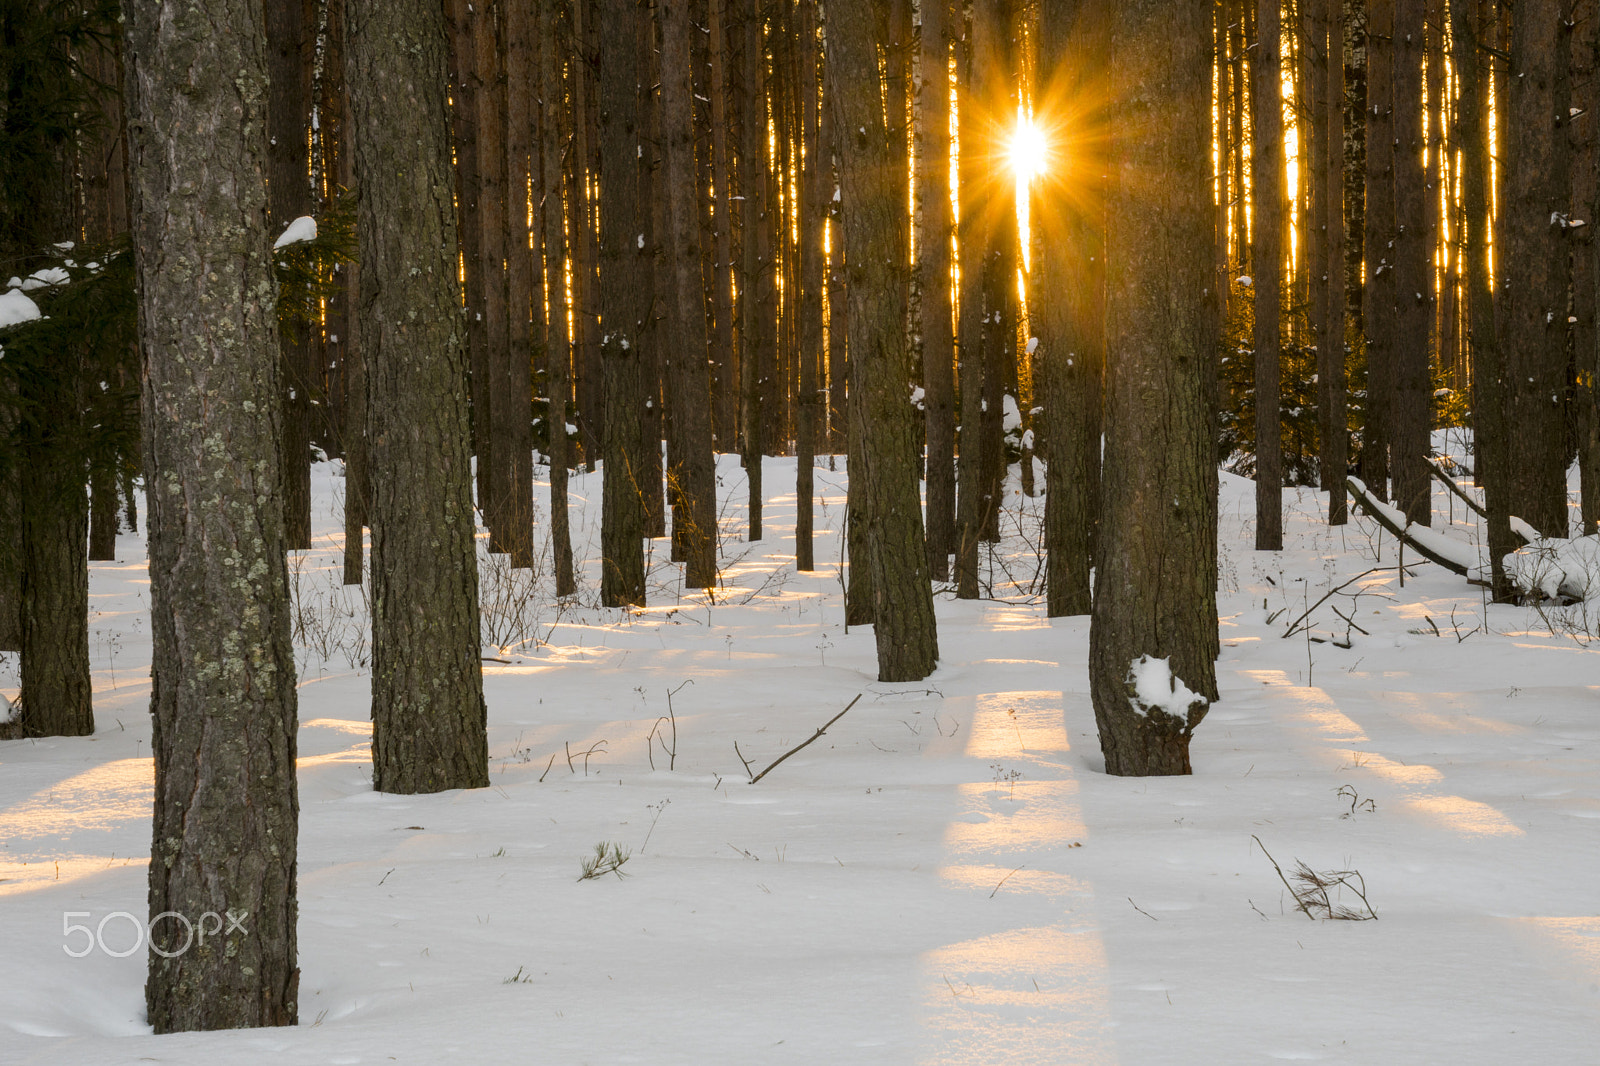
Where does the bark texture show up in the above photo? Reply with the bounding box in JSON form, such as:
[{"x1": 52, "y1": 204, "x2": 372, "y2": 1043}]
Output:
[
  {"x1": 1088, "y1": 0, "x2": 1218, "y2": 776},
  {"x1": 348, "y1": 0, "x2": 489, "y2": 793},
  {"x1": 830, "y1": 0, "x2": 939, "y2": 681},
  {"x1": 123, "y1": 0, "x2": 299, "y2": 1029}
]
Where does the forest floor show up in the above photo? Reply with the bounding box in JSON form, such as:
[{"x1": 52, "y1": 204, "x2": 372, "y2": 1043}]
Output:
[{"x1": 1, "y1": 449, "x2": 1597, "y2": 1064}]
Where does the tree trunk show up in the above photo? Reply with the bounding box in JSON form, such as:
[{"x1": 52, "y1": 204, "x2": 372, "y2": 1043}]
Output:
[
  {"x1": 88, "y1": 466, "x2": 118, "y2": 561},
  {"x1": 1252, "y1": 0, "x2": 1284, "y2": 550},
  {"x1": 476, "y1": 0, "x2": 519, "y2": 560},
  {"x1": 18, "y1": 435, "x2": 92, "y2": 737},
  {"x1": 954, "y1": 0, "x2": 996, "y2": 598},
  {"x1": 641, "y1": 3, "x2": 668, "y2": 541},
  {"x1": 447, "y1": 0, "x2": 493, "y2": 543},
  {"x1": 539, "y1": 0, "x2": 577, "y2": 597},
  {"x1": 1321, "y1": 0, "x2": 1349, "y2": 524},
  {"x1": 831, "y1": 0, "x2": 939, "y2": 681},
  {"x1": 740, "y1": 0, "x2": 770, "y2": 542},
  {"x1": 660, "y1": 0, "x2": 719, "y2": 589},
  {"x1": 920, "y1": 0, "x2": 956, "y2": 581},
  {"x1": 1456, "y1": 0, "x2": 1512, "y2": 592},
  {"x1": 1497, "y1": 0, "x2": 1572, "y2": 538},
  {"x1": 1088, "y1": 0, "x2": 1218, "y2": 777},
  {"x1": 349, "y1": 0, "x2": 489, "y2": 794},
  {"x1": 1038, "y1": 0, "x2": 1106, "y2": 617},
  {"x1": 599, "y1": 0, "x2": 650, "y2": 608},
  {"x1": 124, "y1": 0, "x2": 299, "y2": 1028},
  {"x1": 572, "y1": 0, "x2": 604, "y2": 472},
  {"x1": 319, "y1": 0, "x2": 367, "y2": 586},
  {"x1": 1343, "y1": 0, "x2": 1366, "y2": 374},
  {"x1": 710, "y1": 0, "x2": 739, "y2": 456},
  {"x1": 1389, "y1": 0, "x2": 1430, "y2": 524},
  {"x1": 795, "y1": 0, "x2": 824, "y2": 573},
  {"x1": 502, "y1": 0, "x2": 536, "y2": 568},
  {"x1": 1362, "y1": 0, "x2": 1394, "y2": 497},
  {"x1": 267, "y1": 0, "x2": 316, "y2": 551},
  {"x1": 1577, "y1": 0, "x2": 1600, "y2": 534}
]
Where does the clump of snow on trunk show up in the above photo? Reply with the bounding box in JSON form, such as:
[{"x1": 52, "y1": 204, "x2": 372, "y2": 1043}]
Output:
[{"x1": 1125, "y1": 654, "x2": 1208, "y2": 724}]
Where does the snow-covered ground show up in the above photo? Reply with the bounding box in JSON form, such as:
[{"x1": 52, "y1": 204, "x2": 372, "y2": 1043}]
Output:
[{"x1": 2, "y1": 452, "x2": 1597, "y2": 1064}]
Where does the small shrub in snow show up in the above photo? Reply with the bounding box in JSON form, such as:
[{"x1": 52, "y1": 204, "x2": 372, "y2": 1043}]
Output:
[{"x1": 578, "y1": 842, "x2": 631, "y2": 882}]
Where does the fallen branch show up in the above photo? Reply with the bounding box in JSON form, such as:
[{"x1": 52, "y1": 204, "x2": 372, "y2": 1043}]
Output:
[
  {"x1": 1347, "y1": 477, "x2": 1466, "y2": 576},
  {"x1": 743, "y1": 694, "x2": 863, "y2": 784},
  {"x1": 1425, "y1": 456, "x2": 1487, "y2": 519}
]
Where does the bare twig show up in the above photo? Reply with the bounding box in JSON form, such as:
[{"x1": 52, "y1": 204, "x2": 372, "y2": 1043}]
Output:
[
  {"x1": 1128, "y1": 897, "x2": 1159, "y2": 921},
  {"x1": 538, "y1": 751, "x2": 557, "y2": 783},
  {"x1": 1282, "y1": 566, "x2": 1400, "y2": 638},
  {"x1": 746, "y1": 694, "x2": 864, "y2": 784},
  {"x1": 1251, "y1": 835, "x2": 1317, "y2": 921},
  {"x1": 989, "y1": 865, "x2": 1025, "y2": 899}
]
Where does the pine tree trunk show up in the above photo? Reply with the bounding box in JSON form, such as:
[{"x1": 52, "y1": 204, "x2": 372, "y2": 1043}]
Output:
[
  {"x1": 1252, "y1": 0, "x2": 1283, "y2": 550},
  {"x1": 318, "y1": 0, "x2": 367, "y2": 586},
  {"x1": 267, "y1": 0, "x2": 316, "y2": 552},
  {"x1": 502, "y1": 0, "x2": 536, "y2": 568},
  {"x1": 642, "y1": 4, "x2": 668, "y2": 541},
  {"x1": 1576, "y1": 0, "x2": 1600, "y2": 533},
  {"x1": 88, "y1": 466, "x2": 118, "y2": 561},
  {"x1": 572, "y1": 0, "x2": 604, "y2": 472},
  {"x1": 84, "y1": 33, "x2": 126, "y2": 566},
  {"x1": 920, "y1": 0, "x2": 956, "y2": 581},
  {"x1": 18, "y1": 436, "x2": 91, "y2": 737},
  {"x1": 476, "y1": 1, "x2": 518, "y2": 559},
  {"x1": 125, "y1": 0, "x2": 299, "y2": 1028},
  {"x1": 710, "y1": 0, "x2": 739, "y2": 456},
  {"x1": 795, "y1": 0, "x2": 824, "y2": 573},
  {"x1": 1038, "y1": 0, "x2": 1105, "y2": 617},
  {"x1": 349, "y1": 0, "x2": 489, "y2": 794},
  {"x1": 954, "y1": 0, "x2": 994, "y2": 598},
  {"x1": 660, "y1": 0, "x2": 719, "y2": 588},
  {"x1": 1362, "y1": 0, "x2": 1395, "y2": 497},
  {"x1": 1343, "y1": 0, "x2": 1367, "y2": 360},
  {"x1": 1390, "y1": 0, "x2": 1431, "y2": 524},
  {"x1": 977, "y1": 0, "x2": 1011, "y2": 546},
  {"x1": 599, "y1": 0, "x2": 650, "y2": 608},
  {"x1": 539, "y1": 0, "x2": 577, "y2": 597},
  {"x1": 831, "y1": 0, "x2": 939, "y2": 681},
  {"x1": 740, "y1": 0, "x2": 769, "y2": 541},
  {"x1": 1497, "y1": 0, "x2": 1573, "y2": 538},
  {"x1": 1321, "y1": 0, "x2": 1349, "y2": 524},
  {"x1": 1455, "y1": 0, "x2": 1512, "y2": 592},
  {"x1": 1089, "y1": 0, "x2": 1219, "y2": 777}
]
